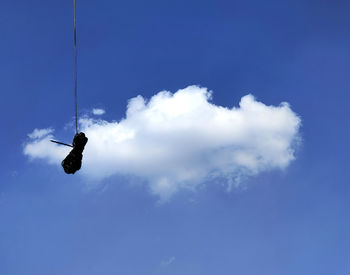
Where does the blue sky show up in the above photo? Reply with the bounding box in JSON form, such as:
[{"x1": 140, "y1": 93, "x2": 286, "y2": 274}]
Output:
[{"x1": 1, "y1": 0, "x2": 350, "y2": 274}]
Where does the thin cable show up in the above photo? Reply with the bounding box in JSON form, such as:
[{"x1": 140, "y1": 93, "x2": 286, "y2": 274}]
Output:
[
  {"x1": 74, "y1": 0, "x2": 78, "y2": 134},
  {"x1": 49, "y1": 1, "x2": 78, "y2": 148},
  {"x1": 50, "y1": 140, "x2": 74, "y2": 148}
]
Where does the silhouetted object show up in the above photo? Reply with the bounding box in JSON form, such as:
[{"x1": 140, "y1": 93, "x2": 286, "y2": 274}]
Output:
[{"x1": 61, "y1": 132, "x2": 88, "y2": 174}]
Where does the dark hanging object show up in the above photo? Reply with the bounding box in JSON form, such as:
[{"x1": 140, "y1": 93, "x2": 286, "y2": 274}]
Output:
[
  {"x1": 50, "y1": 0, "x2": 88, "y2": 174},
  {"x1": 61, "y1": 132, "x2": 88, "y2": 174}
]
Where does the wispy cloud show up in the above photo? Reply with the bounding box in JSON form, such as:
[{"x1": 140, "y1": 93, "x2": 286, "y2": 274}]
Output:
[
  {"x1": 28, "y1": 128, "x2": 54, "y2": 139},
  {"x1": 23, "y1": 86, "x2": 301, "y2": 201},
  {"x1": 92, "y1": 108, "x2": 105, "y2": 115},
  {"x1": 161, "y1": 256, "x2": 175, "y2": 267}
]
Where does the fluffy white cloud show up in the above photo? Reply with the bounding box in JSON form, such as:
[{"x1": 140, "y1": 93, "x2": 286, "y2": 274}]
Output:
[
  {"x1": 24, "y1": 130, "x2": 70, "y2": 164},
  {"x1": 92, "y1": 108, "x2": 105, "y2": 115},
  {"x1": 23, "y1": 86, "x2": 301, "y2": 200}
]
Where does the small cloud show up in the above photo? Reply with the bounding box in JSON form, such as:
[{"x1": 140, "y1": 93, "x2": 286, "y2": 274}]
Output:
[
  {"x1": 92, "y1": 108, "x2": 105, "y2": 115},
  {"x1": 28, "y1": 128, "x2": 54, "y2": 139},
  {"x1": 161, "y1": 256, "x2": 175, "y2": 267}
]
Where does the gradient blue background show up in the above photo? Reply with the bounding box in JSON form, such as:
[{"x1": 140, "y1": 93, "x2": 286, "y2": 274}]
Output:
[{"x1": 1, "y1": 0, "x2": 350, "y2": 274}]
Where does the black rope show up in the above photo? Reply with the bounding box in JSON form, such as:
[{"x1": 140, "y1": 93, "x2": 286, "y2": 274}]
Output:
[{"x1": 74, "y1": 0, "x2": 78, "y2": 134}]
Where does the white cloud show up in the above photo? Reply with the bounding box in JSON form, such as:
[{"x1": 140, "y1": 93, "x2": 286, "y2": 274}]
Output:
[
  {"x1": 24, "y1": 130, "x2": 70, "y2": 164},
  {"x1": 92, "y1": 108, "x2": 105, "y2": 115},
  {"x1": 28, "y1": 128, "x2": 54, "y2": 139},
  {"x1": 23, "y1": 86, "x2": 301, "y2": 201}
]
